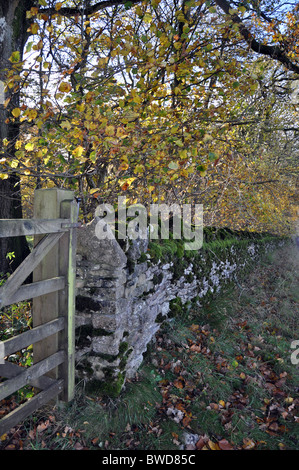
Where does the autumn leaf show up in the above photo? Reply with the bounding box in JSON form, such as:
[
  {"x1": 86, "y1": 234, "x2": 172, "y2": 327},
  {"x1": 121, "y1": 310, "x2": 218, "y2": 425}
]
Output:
[
  {"x1": 173, "y1": 378, "x2": 185, "y2": 389},
  {"x1": 12, "y1": 108, "x2": 21, "y2": 118},
  {"x1": 9, "y1": 51, "x2": 20, "y2": 63},
  {"x1": 27, "y1": 109, "x2": 38, "y2": 121},
  {"x1": 242, "y1": 438, "x2": 256, "y2": 450},
  {"x1": 59, "y1": 82, "x2": 72, "y2": 93},
  {"x1": 61, "y1": 120, "x2": 72, "y2": 130},
  {"x1": 182, "y1": 415, "x2": 192, "y2": 427},
  {"x1": 37, "y1": 420, "x2": 50, "y2": 433},
  {"x1": 218, "y1": 439, "x2": 233, "y2": 450},
  {"x1": 73, "y1": 146, "x2": 85, "y2": 159},
  {"x1": 190, "y1": 344, "x2": 201, "y2": 352},
  {"x1": 28, "y1": 23, "x2": 39, "y2": 35},
  {"x1": 195, "y1": 437, "x2": 207, "y2": 450},
  {"x1": 168, "y1": 161, "x2": 179, "y2": 170},
  {"x1": 25, "y1": 142, "x2": 35, "y2": 151},
  {"x1": 208, "y1": 440, "x2": 220, "y2": 450}
]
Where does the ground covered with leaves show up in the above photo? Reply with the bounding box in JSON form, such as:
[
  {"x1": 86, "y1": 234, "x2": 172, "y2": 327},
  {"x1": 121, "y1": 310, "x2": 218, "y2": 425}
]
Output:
[{"x1": 1, "y1": 243, "x2": 298, "y2": 450}]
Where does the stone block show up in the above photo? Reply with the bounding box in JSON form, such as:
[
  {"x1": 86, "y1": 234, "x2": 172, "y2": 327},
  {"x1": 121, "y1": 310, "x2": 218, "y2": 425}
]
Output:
[
  {"x1": 91, "y1": 314, "x2": 118, "y2": 331},
  {"x1": 92, "y1": 334, "x2": 120, "y2": 356}
]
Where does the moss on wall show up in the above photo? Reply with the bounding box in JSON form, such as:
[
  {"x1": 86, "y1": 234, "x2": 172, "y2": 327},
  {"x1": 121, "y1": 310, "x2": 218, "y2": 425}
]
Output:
[
  {"x1": 76, "y1": 221, "x2": 289, "y2": 398},
  {"x1": 85, "y1": 372, "x2": 125, "y2": 398}
]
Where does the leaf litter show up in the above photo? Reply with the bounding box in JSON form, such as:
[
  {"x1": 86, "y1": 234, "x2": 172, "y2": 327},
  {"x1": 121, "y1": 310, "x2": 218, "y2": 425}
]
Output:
[{"x1": 0, "y1": 244, "x2": 298, "y2": 450}]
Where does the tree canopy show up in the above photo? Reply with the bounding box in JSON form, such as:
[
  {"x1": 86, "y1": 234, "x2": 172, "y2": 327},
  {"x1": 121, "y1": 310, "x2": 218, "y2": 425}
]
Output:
[{"x1": 0, "y1": 0, "x2": 298, "y2": 239}]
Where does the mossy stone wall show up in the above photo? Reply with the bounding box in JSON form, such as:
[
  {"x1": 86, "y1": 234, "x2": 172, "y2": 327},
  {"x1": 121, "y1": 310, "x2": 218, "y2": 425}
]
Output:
[{"x1": 75, "y1": 219, "x2": 289, "y2": 397}]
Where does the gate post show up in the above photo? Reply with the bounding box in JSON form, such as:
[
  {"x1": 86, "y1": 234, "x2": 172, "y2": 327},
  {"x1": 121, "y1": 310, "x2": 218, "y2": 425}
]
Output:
[
  {"x1": 59, "y1": 198, "x2": 78, "y2": 402},
  {"x1": 32, "y1": 188, "x2": 77, "y2": 402}
]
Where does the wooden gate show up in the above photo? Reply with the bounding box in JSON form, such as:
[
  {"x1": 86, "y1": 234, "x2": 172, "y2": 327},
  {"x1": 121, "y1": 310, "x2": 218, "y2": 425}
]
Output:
[{"x1": 0, "y1": 189, "x2": 80, "y2": 436}]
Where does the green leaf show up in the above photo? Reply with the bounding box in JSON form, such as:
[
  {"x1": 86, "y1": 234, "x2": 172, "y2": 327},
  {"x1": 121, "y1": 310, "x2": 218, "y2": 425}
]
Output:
[{"x1": 9, "y1": 51, "x2": 20, "y2": 63}]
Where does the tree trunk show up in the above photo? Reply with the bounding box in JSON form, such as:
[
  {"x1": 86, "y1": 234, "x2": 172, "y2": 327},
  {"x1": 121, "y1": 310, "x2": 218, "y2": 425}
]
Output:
[{"x1": 0, "y1": 0, "x2": 32, "y2": 274}]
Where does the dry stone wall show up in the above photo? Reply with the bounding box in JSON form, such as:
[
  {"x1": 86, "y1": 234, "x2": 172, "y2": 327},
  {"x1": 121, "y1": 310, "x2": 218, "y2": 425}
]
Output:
[{"x1": 74, "y1": 218, "x2": 288, "y2": 397}]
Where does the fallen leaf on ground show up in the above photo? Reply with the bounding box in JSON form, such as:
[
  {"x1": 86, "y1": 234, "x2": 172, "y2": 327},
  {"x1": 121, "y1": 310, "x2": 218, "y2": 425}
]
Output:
[{"x1": 218, "y1": 439, "x2": 234, "y2": 450}]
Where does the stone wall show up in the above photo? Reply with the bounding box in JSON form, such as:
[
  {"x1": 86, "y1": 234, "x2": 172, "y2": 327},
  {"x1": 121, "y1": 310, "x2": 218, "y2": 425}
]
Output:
[{"x1": 74, "y1": 218, "x2": 288, "y2": 397}]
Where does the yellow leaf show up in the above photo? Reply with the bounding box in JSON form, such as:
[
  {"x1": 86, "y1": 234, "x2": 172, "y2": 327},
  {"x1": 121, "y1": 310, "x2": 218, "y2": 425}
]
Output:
[
  {"x1": 27, "y1": 109, "x2": 38, "y2": 121},
  {"x1": 119, "y1": 177, "x2": 135, "y2": 188},
  {"x1": 55, "y1": 2, "x2": 63, "y2": 11},
  {"x1": 179, "y1": 149, "x2": 188, "y2": 159},
  {"x1": 9, "y1": 51, "x2": 20, "y2": 63},
  {"x1": 90, "y1": 188, "x2": 101, "y2": 195},
  {"x1": 285, "y1": 397, "x2": 294, "y2": 404},
  {"x1": 10, "y1": 160, "x2": 19, "y2": 168},
  {"x1": 208, "y1": 440, "x2": 220, "y2": 450},
  {"x1": 120, "y1": 155, "x2": 129, "y2": 164},
  {"x1": 0, "y1": 173, "x2": 9, "y2": 180},
  {"x1": 25, "y1": 142, "x2": 35, "y2": 151},
  {"x1": 12, "y1": 108, "x2": 21, "y2": 118},
  {"x1": 122, "y1": 111, "x2": 139, "y2": 123},
  {"x1": 29, "y1": 23, "x2": 39, "y2": 35},
  {"x1": 59, "y1": 82, "x2": 72, "y2": 93},
  {"x1": 76, "y1": 103, "x2": 85, "y2": 112},
  {"x1": 61, "y1": 120, "x2": 71, "y2": 130},
  {"x1": 118, "y1": 162, "x2": 129, "y2": 172},
  {"x1": 105, "y1": 125, "x2": 115, "y2": 136},
  {"x1": 134, "y1": 164, "x2": 144, "y2": 174},
  {"x1": 116, "y1": 128, "x2": 128, "y2": 139},
  {"x1": 73, "y1": 146, "x2": 84, "y2": 158},
  {"x1": 143, "y1": 12, "x2": 152, "y2": 23}
]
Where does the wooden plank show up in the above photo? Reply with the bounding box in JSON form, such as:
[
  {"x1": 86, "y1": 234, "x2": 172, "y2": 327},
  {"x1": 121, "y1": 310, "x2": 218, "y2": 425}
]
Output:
[
  {"x1": 0, "y1": 362, "x2": 58, "y2": 392},
  {"x1": 33, "y1": 189, "x2": 74, "y2": 381},
  {"x1": 0, "y1": 232, "x2": 64, "y2": 309},
  {"x1": 0, "y1": 219, "x2": 72, "y2": 238},
  {"x1": 0, "y1": 361, "x2": 58, "y2": 390},
  {"x1": 0, "y1": 350, "x2": 65, "y2": 401},
  {"x1": 0, "y1": 379, "x2": 64, "y2": 437},
  {"x1": 0, "y1": 317, "x2": 65, "y2": 359},
  {"x1": 1, "y1": 277, "x2": 65, "y2": 308},
  {"x1": 58, "y1": 199, "x2": 78, "y2": 402}
]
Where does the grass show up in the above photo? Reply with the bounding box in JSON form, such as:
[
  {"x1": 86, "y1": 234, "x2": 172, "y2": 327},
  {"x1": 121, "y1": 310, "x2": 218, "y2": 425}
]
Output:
[{"x1": 0, "y1": 243, "x2": 298, "y2": 450}]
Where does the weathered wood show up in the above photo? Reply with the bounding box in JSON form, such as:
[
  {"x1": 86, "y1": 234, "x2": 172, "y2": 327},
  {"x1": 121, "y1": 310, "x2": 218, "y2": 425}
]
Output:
[
  {"x1": 0, "y1": 317, "x2": 65, "y2": 359},
  {"x1": 58, "y1": 199, "x2": 78, "y2": 402},
  {"x1": 33, "y1": 189, "x2": 74, "y2": 381},
  {"x1": 0, "y1": 379, "x2": 64, "y2": 437},
  {"x1": 1, "y1": 277, "x2": 65, "y2": 308},
  {"x1": 0, "y1": 233, "x2": 64, "y2": 308},
  {"x1": 0, "y1": 361, "x2": 57, "y2": 391},
  {"x1": 0, "y1": 188, "x2": 78, "y2": 436},
  {"x1": 0, "y1": 218, "x2": 73, "y2": 238},
  {"x1": 0, "y1": 350, "x2": 65, "y2": 401}
]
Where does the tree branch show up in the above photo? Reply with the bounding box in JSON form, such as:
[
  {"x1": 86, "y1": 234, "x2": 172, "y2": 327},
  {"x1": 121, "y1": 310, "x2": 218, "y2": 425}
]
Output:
[
  {"x1": 38, "y1": 0, "x2": 141, "y2": 17},
  {"x1": 214, "y1": 0, "x2": 299, "y2": 74}
]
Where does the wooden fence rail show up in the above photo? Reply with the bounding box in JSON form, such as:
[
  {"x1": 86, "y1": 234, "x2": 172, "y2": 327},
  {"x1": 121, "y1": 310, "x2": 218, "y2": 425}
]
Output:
[{"x1": 0, "y1": 188, "x2": 79, "y2": 437}]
